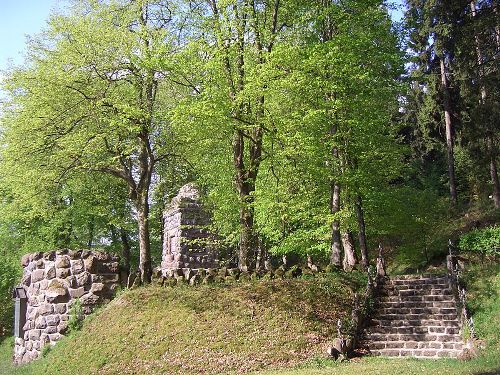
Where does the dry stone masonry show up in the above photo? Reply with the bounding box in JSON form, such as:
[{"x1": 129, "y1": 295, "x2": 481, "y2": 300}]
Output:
[
  {"x1": 161, "y1": 183, "x2": 218, "y2": 273},
  {"x1": 362, "y1": 274, "x2": 464, "y2": 358},
  {"x1": 13, "y1": 250, "x2": 120, "y2": 364}
]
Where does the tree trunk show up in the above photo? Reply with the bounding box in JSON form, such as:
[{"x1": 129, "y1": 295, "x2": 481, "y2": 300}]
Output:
[
  {"x1": 355, "y1": 195, "x2": 369, "y2": 269},
  {"x1": 87, "y1": 219, "x2": 94, "y2": 249},
  {"x1": 341, "y1": 231, "x2": 357, "y2": 272},
  {"x1": 120, "y1": 227, "x2": 131, "y2": 276},
  {"x1": 330, "y1": 181, "x2": 342, "y2": 267},
  {"x1": 136, "y1": 194, "x2": 152, "y2": 284},
  {"x1": 238, "y1": 205, "x2": 255, "y2": 271},
  {"x1": 470, "y1": 2, "x2": 499, "y2": 209},
  {"x1": 489, "y1": 140, "x2": 500, "y2": 208},
  {"x1": 439, "y1": 56, "x2": 458, "y2": 206}
]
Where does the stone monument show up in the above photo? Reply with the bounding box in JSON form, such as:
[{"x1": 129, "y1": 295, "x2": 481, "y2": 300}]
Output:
[{"x1": 161, "y1": 183, "x2": 218, "y2": 273}]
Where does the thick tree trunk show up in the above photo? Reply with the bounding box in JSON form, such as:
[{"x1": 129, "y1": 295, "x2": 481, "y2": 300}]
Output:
[
  {"x1": 439, "y1": 56, "x2": 458, "y2": 206},
  {"x1": 330, "y1": 181, "x2": 342, "y2": 267},
  {"x1": 238, "y1": 194, "x2": 256, "y2": 271},
  {"x1": 120, "y1": 227, "x2": 131, "y2": 275},
  {"x1": 136, "y1": 196, "x2": 152, "y2": 284},
  {"x1": 341, "y1": 231, "x2": 357, "y2": 272},
  {"x1": 489, "y1": 142, "x2": 500, "y2": 209},
  {"x1": 354, "y1": 195, "x2": 369, "y2": 269}
]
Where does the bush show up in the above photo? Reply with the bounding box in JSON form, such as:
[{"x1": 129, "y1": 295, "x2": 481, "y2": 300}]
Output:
[{"x1": 459, "y1": 226, "x2": 500, "y2": 257}]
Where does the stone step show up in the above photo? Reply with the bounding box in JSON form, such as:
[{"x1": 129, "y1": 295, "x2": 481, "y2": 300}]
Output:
[
  {"x1": 366, "y1": 325, "x2": 461, "y2": 335},
  {"x1": 387, "y1": 274, "x2": 447, "y2": 281},
  {"x1": 370, "y1": 318, "x2": 460, "y2": 328},
  {"x1": 374, "y1": 313, "x2": 459, "y2": 321},
  {"x1": 386, "y1": 277, "x2": 448, "y2": 286},
  {"x1": 379, "y1": 288, "x2": 453, "y2": 297},
  {"x1": 378, "y1": 307, "x2": 458, "y2": 315},
  {"x1": 380, "y1": 295, "x2": 455, "y2": 303},
  {"x1": 369, "y1": 348, "x2": 463, "y2": 358},
  {"x1": 366, "y1": 333, "x2": 463, "y2": 343},
  {"x1": 366, "y1": 340, "x2": 463, "y2": 351},
  {"x1": 378, "y1": 301, "x2": 456, "y2": 309},
  {"x1": 380, "y1": 284, "x2": 450, "y2": 294}
]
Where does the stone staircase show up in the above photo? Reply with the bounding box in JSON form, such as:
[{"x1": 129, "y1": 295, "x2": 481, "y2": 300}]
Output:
[{"x1": 363, "y1": 274, "x2": 464, "y2": 358}]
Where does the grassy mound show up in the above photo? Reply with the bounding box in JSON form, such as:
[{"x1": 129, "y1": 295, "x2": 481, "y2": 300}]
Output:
[
  {"x1": 1, "y1": 263, "x2": 497, "y2": 375},
  {"x1": 1, "y1": 273, "x2": 363, "y2": 375}
]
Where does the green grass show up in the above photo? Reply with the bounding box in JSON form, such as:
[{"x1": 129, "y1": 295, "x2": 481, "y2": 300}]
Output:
[
  {"x1": 0, "y1": 264, "x2": 498, "y2": 375},
  {"x1": 0, "y1": 272, "x2": 363, "y2": 375}
]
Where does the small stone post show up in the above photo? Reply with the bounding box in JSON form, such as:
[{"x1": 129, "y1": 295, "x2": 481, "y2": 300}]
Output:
[{"x1": 376, "y1": 243, "x2": 386, "y2": 278}]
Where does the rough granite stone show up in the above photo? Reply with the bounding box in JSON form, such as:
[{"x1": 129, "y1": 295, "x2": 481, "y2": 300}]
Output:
[
  {"x1": 45, "y1": 267, "x2": 56, "y2": 280},
  {"x1": 161, "y1": 184, "x2": 218, "y2": 273},
  {"x1": 55, "y1": 256, "x2": 70, "y2": 269},
  {"x1": 31, "y1": 269, "x2": 45, "y2": 283},
  {"x1": 13, "y1": 250, "x2": 120, "y2": 365}
]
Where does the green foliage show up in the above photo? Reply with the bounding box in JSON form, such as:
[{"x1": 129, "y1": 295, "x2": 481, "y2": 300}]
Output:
[
  {"x1": 67, "y1": 300, "x2": 84, "y2": 333},
  {"x1": 459, "y1": 226, "x2": 500, "y2": 257}
]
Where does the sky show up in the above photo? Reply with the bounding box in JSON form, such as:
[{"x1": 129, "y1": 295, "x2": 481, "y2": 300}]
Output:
[
  {"x1": 0, "y1": 0, "x2": 406, "y2": 76},
  {"x1": 0, "y1": 0, "x2": 63, "y2": 73}
]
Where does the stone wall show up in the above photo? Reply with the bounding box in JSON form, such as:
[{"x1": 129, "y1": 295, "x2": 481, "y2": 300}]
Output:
[
  {"x1": 13, "y1": 250, "x2": 120, "y2": 364},
  {"x1": 161, "y1": 183, "x2": 218, "y2": 273}
]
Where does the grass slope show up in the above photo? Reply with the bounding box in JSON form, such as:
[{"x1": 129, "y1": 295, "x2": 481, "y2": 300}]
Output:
[
  {"x1": 0, "y1": 264, "x2": 498, "y2": 375},
  {"x1": 1, "y1": 273, "x2": 363, "y2": 375}
]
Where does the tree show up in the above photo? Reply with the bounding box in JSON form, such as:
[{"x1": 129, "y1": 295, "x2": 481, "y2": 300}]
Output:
[
  {"x1": 250, "y1": 0, "x2": 404, "y2": 267},
  {"x1": 405, "y1": 0, "x2": 499, "y2": 208},
  {"x1": 1, "y1": 0, "x2": 184, "y2": 283},
  {"x1": 173, "y1": 0, "x2": 303, "y2": 271}
]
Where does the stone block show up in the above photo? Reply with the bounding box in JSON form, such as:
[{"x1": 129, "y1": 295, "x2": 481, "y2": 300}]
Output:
[
  {"x1": 35, "y1": 316, "x2": 47, "y2": 329},
  {"x1": 35, "y1": 259, "x2": 45, "y2": 269},
  {"x1": 28, "y1": 329, "x2": 41, "y2": 341},
  {"x1": 71, "y1": 259, "x2": 85, "y2": 275},
  {"x1": 69, "y1": 287, "x2": 86, "y2": 298},
  {"x1": 56, "y1": 268, "x2": 71, "y2": 279},
  {"x1": 39, "y1": 279, "x2": 48, "y2": 291},
  {"x1": 48, "y1": 333, "x2": 62, "y2": 342},
  {"x1": 45, "y1": 315, "x2": 60, "y2": 327},
  {"x1": 76, "y1": 271, "x2": 92, "y2": 287},
  {"x1": 21, "y1": 254, "x2": 31, "y2": 267},
  {"x1": 55, "y1": 256, "x2": 70, "y2": 269},
  {"x1": 38, "y1": 303, "x2": 53, "y2": 316},
  {"x1": 45, "y1": 266, "x2": 56, "y2": 280},
  {"x1": 46, "y1": 326, "x2": 58, "y2": 334},
  {"x1": 80, "y1": 293, "x2": 99, "y2": 306},
  {"x1": 31, "y1": 269, "x2": 45, "y2": 283},
  {"x1": 54, "y1": 303, "x2": 67, "y2": 314},
  {"x1": 58, "y1": 322, "x2": 69, "y2": 334},
  {"x1": 21, "y1": 273, "x2": 31, "y2": 286},
  {"x1": 46, "y1": 280, "x2": 69, "y2": 303},
  {"x1": 68, "y1": 250, "x2": 82, "y2": 259},
  {"x1": 23, "y1": 320, "x2": 34, "y2": 331}
]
